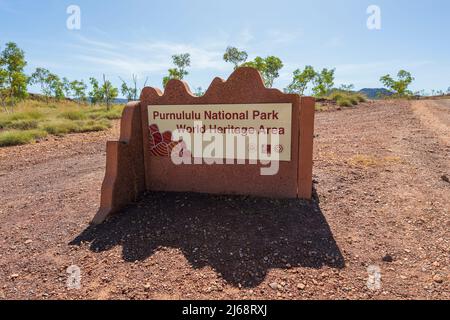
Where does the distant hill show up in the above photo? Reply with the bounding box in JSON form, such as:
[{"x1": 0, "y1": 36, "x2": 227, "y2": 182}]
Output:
[
  {"x1": 358, "y1": 88, "x2": 393, "y2": 99},
  {"x1": 113, "y1": 98, "x2": 129, "y2": 104}
]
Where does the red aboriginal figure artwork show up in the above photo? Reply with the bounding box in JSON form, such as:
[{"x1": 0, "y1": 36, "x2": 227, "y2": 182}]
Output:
[{"x1": 149, "y1": 124, "x2": 191, "y2": 159}]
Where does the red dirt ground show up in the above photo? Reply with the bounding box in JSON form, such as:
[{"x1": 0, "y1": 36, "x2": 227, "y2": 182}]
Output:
[{"x1": 0, "y1": 99, "x2": 448, "y2": 300}]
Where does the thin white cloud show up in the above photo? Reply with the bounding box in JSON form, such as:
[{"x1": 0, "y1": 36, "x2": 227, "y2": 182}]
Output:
[
  {"x1": 66, "y1": 27, "x2": 306, "y2": 79},
  {"x1": 274, "y1": 60, "x2": 435, "y2": 91},
  {"x1": 267, "y1": 29, "x2": 302, "y2": 44},
  {"x1": 125, "y1": 40, "x2": 228, "y2": 70},
  {"x1": 333, "y1": 60, "x2": 435, "y2": 89},
  {"x1": 74, "y1": 34, "x2": 118, "y2": 50},
  {"x1": 237, "y1": 28, "x2": 255, "y2": 46},
  {"x1": 55, "y1": 32, "x2": 438, "y2": 93},
  {"x1": 324, "y1": 36, "x2": 343, "y2": 48},
  {"x1": 336, "y1": 60, "x2": 434, "y2": 74},
  {"x1": 69, "y1": 34, "x2": 229, "y2": 75},
  {"x1": 75, "y1": 54, "x2": 169, "y2": 74}
]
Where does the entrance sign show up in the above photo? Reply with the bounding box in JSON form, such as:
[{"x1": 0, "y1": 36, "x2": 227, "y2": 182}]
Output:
[
  {"x1": 148, "y1": 103, "x2": 292, "y2": 161},
  {"x1": 94, "y1": 67, "x2": 315, "y2": 224}
]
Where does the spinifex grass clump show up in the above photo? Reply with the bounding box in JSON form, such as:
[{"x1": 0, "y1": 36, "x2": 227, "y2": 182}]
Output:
[
  {"x1": 58, "y1": 110, "x2": 87, "y2": 121},
  {"x1": 86, "y1": 105, "x2": 123, "y2": 120},
  {"x1": 0, "y1": 99, "x2": 123, "y2": 147},
  {"x1": 336, "y1": 97, "x2": 353, "y2": 107},
  {"x1": 42, "y1": 119, "x2": 111, "y2": 136},
  {"x1": 0, "y1": 129, "x2": 48, "y2": 147},
  {"x1": 0, "y1": 110, "x2": 44, "y2": 129},
  {"x1": 327, "y1": 91, "x2": 367, "y2": 108}
]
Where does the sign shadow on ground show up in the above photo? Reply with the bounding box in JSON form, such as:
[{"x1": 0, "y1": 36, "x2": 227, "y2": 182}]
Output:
[{"x1": 71, "y1": 190, "x2": 345, "y2": 288}]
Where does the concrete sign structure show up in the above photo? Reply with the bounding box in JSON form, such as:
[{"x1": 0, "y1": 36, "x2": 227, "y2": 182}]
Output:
[{"x1": 94, "y1": 67, "x2": 315, "y2": 224}]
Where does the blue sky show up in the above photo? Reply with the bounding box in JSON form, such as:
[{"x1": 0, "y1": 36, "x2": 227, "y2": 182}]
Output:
[{"x1": 1, "y1": 0, "x2": 449, "y2": 97}]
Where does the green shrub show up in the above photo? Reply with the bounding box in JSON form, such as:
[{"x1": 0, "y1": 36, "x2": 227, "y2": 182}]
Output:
[{"x1": 0, "y1": 130, "x2": 47, "y2": 147}]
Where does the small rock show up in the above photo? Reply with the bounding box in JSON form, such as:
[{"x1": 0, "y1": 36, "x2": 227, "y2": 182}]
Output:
[
  {"x1": 10, "y1": 274, "x2": 19, "y2": 279},
  {"x1": 297, "y1": 283, "x2": 306, "y2": 290},
  {"x1": 433, "y1": 275, "x2": 444, "y2": 284},
  {"x1": 143, "y1": 284, "x2": 151, "y2": 291},
  {"x1": 441, "y1": 175, "x2": 449, "y2": 183},
  {"x1": 269, "y1": 282, "x2": 279, "y2": 290},
  {"x1": 382, "y1": 254, "x2": 394, "y2": 263},
  {"x1": 25, "y1": 240, "x2": 32, "y2": 245},
  {"x1": 432, "y1": 261, "x2": 440, "y2": 267}
]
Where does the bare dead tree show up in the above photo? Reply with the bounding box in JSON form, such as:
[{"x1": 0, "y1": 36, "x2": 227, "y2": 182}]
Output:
[
  {"x1": 119, "y1": 74, "x2": 149, "y2": 101},
  {"x1": 103, "y1": 74, "x2": 110, "y2": 111}
]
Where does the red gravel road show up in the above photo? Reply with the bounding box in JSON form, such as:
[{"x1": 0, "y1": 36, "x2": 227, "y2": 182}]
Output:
[{"x1": 0, "y1": 100, "x2": 448, "y2": 300}]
